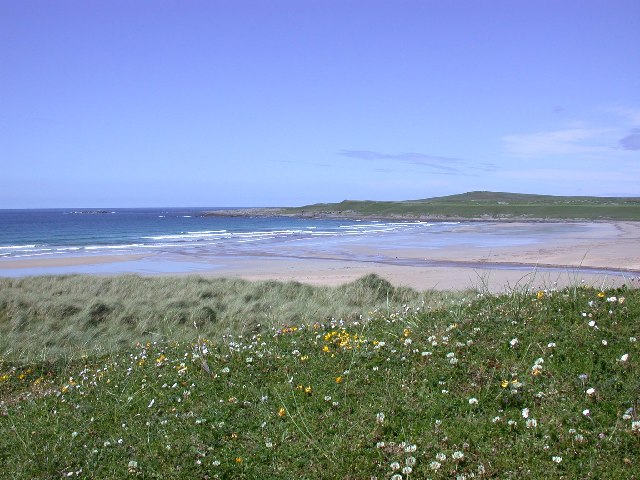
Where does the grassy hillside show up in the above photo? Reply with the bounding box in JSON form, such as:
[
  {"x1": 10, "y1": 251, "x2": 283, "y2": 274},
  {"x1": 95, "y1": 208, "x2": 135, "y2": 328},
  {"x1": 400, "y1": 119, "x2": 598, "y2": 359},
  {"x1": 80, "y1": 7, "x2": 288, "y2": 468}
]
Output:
[
  {"x1": 1, "y1": 277, "x2": 639, "y2": 478},
  {"x1": 0, "y1": 274, "x2": 456, "y2": 363},
  {"x1": 286, "y1": 191, "x2": 640, "y2": 221}
]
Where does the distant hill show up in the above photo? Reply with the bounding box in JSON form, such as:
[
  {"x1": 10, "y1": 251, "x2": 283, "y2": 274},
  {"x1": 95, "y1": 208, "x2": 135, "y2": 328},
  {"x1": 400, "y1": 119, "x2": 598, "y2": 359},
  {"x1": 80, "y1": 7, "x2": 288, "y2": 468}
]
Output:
[{"x1": 284, "y1": 191, "x2": 640, "y2": 221}]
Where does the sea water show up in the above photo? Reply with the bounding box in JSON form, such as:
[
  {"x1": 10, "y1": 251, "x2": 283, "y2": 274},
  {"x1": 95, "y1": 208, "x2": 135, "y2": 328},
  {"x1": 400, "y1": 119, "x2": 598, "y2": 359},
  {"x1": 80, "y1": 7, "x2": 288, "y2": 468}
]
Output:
[
  {"x1": 0, "y1": 208, "x2": 619, "y2": 277},
  {"x1": 0, "y1": 208, "x2": 459, "y2": 260}
]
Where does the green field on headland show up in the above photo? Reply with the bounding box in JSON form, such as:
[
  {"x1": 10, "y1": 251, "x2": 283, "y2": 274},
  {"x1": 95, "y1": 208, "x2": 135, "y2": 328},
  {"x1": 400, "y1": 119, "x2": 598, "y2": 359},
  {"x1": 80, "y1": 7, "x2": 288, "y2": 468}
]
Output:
[
  {"x1": 287, "y1": 191, "x2": 640, "y2": 221},
  {"x1": 206, "y1": 191, "x2": 640, "y2": 221},
  {"x1": 1, "y1": 275, "x2": 639, "y2": 478}
]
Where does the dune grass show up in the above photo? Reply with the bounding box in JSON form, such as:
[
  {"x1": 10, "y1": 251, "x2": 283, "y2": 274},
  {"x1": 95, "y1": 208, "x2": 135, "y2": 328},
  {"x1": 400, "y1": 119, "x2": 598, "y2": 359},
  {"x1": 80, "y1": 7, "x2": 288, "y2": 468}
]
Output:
[
  {"x1": 1, "y1": 276, "x2": 638, "y2": 479},
  {"x1": 0, "y1": 274, "x2": 461, "y2": 363}
]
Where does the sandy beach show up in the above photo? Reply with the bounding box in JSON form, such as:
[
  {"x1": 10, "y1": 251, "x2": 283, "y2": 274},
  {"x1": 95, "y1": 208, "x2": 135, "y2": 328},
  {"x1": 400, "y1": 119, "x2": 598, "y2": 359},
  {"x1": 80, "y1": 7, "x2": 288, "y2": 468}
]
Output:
[{"x1": 2, "y1": 221, "x2": 639, "y2": 292}]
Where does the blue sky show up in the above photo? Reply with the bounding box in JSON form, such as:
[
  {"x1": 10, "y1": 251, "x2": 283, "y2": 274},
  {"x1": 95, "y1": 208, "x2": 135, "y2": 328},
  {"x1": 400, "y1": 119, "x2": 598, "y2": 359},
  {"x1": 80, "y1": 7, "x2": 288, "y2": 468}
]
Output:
[{"x1": 1, "y1": 0, "x2": 639, "y2": 208}]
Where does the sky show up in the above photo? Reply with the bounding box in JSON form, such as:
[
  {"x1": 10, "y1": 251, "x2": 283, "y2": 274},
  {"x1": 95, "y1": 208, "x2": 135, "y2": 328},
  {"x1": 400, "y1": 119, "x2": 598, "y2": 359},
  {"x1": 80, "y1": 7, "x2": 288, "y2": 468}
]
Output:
[{"x1": 1, "y1": 0, "x2": 639, "y2": 208}]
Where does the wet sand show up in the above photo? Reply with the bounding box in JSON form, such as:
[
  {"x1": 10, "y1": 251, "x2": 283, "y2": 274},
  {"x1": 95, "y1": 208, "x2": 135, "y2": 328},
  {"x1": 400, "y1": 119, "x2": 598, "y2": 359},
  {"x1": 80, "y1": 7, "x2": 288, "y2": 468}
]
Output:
[{"x1": 1, "y1": 221, "x2": 639, "y2": 292}]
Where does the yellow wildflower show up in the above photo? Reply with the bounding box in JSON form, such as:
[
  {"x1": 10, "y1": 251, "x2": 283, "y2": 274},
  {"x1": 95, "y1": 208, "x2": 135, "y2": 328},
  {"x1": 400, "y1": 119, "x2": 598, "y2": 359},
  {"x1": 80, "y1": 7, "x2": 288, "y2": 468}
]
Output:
[
  {"x1": 501, "y1": 379, "x2": 509, "y2": 388},
  {"x1": 278, "y1": 407, "x2": 286, "y2": 417},
  {"x1": 335, "y1": 376, "x2": 343, "y2": 384}
]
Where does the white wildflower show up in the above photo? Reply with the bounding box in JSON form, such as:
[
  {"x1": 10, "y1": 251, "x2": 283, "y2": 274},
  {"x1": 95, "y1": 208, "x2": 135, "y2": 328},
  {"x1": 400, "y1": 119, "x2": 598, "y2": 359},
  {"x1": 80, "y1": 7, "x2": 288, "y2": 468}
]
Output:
[
  {"x1": 430, "y1": 461, "x2": 441, "y2": 471},
  {"x1": 468, "y1": 397, "x2": 478, "y2": 405},
  {"x1": 552, "y1": 456, "x2": 562, "y2": 464}
]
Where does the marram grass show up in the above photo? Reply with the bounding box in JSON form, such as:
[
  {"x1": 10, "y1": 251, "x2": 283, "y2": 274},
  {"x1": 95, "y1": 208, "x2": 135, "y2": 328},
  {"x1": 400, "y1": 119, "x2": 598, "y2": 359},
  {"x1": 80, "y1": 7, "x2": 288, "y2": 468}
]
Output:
[
  {"x1": 0, "y1": 274, "x2": 459, "y2": 362},
  {"x1": 1, "y1": 279, "x2": 639, "y2": 479}
]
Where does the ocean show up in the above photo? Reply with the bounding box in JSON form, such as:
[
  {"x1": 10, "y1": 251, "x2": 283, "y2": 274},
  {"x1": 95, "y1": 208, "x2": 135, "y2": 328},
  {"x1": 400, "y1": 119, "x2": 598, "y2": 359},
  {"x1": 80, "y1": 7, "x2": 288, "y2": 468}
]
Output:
[
  {"x1": 0, "y1": 208, "x2": 462, "y2": 260},
  {"x1": 0, "y1": 208, "x2": 624, "y2": 278}
]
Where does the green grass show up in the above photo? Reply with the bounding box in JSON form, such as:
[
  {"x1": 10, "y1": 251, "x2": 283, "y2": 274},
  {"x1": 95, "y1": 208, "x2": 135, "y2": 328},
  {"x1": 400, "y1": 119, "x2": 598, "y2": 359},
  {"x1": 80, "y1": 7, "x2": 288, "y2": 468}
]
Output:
[
  {"x1": 0, "y1": 274, "x2": 461, "y2": 363},
  {"x1": 1, "y1": 277, "x2": 639, "y2": 478},
  {"x1": 286, "y1": 191, "x2": 640, "y2": 221}
]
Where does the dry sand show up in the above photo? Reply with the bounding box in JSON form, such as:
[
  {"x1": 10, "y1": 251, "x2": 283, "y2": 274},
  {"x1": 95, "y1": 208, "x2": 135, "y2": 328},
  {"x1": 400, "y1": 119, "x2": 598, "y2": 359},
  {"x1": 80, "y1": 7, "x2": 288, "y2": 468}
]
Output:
[{"x1": 2, "y1": 221, "x2": 639, "y2": 292}]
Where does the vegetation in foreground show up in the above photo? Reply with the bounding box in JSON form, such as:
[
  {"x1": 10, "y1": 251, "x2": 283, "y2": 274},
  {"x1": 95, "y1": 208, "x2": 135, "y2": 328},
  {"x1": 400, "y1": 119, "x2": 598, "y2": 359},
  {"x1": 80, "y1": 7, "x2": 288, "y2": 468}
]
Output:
[
  {"x1": 0, "y1": 274, "x2": 456, "y2": 362},
  {"x1": 1, "y1": 277, "x2": 639, "y2": 479},
  {"x1": 285, "y1": 191, "x2": 640, "y2": 221}
]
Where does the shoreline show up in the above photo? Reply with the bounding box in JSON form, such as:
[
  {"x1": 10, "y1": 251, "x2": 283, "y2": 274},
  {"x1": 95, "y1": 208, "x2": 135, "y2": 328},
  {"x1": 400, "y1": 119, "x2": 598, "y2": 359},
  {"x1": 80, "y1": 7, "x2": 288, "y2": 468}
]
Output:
[{"x1": 1, "y1": 220, "x2": 639, "y2": 292}]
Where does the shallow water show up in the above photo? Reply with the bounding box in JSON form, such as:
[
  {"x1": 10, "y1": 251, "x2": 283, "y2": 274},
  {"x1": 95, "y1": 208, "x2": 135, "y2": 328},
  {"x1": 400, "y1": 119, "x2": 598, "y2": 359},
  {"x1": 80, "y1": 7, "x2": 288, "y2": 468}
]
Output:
[{"x1": 1, "y1": 209, "x2": 630, "y2": 277}]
